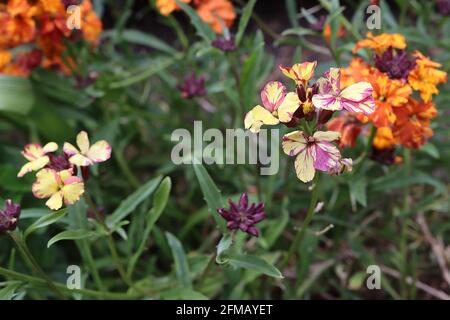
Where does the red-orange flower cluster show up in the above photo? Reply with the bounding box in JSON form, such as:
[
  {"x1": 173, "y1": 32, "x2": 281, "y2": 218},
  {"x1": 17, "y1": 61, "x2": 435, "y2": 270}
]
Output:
[
  {"x1": 0, "y1": 0, "x2": 102, "y2": 77},
  {"x1": 332, "y1": 33, "x2": 447, "y2": 156},
  {"x1": 155, "y1": 0, "x2": 236, "y2": 34}
]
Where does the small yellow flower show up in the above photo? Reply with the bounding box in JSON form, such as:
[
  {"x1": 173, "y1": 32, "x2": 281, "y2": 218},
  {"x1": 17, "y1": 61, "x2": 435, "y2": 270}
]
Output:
[
  {"x1": 32, "y1": 169, "x2": 84, "y2": 210},
  {"x1": 17, "y1": 142, "x2": 58, "y2": 177},
  {"x1": 279, "y1": 61, "x2": 317, "y2": 86},
  {"x1": 63, "y1": 131, "x2": 112, "y2": 167}
]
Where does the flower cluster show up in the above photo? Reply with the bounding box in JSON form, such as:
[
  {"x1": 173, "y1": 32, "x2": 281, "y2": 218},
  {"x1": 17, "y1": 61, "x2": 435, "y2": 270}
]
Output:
[
  {"x1": 0, "y1": 0, "x2": 102, "y2": 77},
  {"x1": 334, "y1": 33, "x2": 447, "y2": 162},
  {"x1": 156, "y1": 0, "x2": 236, "y2": 34},
  {"x1": 245, "y1": 61, "x2": 375, "y2": 182},
  {"x1": 17, "y1": 131, "x2": 111, "y2": 210}
]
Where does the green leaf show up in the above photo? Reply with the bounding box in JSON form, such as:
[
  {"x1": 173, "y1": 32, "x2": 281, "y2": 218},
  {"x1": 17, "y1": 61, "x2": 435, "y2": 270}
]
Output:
[
  {"x1": 24, "y1": 209, "x2": 68, "y2": 239},
  {"x1": 224, "y1": 253, "x2": 284, "y2": 279},
  {"x1": 47, "y1": 229, "x2": 98, "y2": 248},
  {"x1": 192, "y1": 163, "x2": 226, "y2": 232},
  {"x1": 165, "y1": 232, "x2": 192, "y2": 289},
  {"x1": 349, "y1": 178, "x2": 367, "y2": 207},
  {"x1": 176, "y1": 0, "x2": 215, "y2": 42},
  {"x1": 160, "y1": 288, "x2": 208, "y2": 300},
  {"x1": 348, "y1": 272, "x2": 366, "y2": 290},
  {"x1": 127, "y1": 177, "x2": 172, "y2": 276},
  {"x1": 216, "y1": 233, "x2": 233, "y2": 264},
  {"x1": 281, "y1": 27, "x2": 317, "y2": 37},
  {"x1": 285, "y1": 0, "x2": 299, "y2": 27},
  {"x1": 0, "y1": 76, "x2": 34, "y2": 115},
  {"x1": 0, "y1": 282, "x2": 23, "y2": 300},
  {"x1": 420, "y1": 143, "x2": 440, "y2": 159},
  {"x1": 106, "y1": 175, "x2": 163, "y2": 227},
  {"x1": 236, "y1": 0, "x2": 258, "y2": 45},
  {"x1": 104, "y1": 29, "x2": 177, "y2": 55}
]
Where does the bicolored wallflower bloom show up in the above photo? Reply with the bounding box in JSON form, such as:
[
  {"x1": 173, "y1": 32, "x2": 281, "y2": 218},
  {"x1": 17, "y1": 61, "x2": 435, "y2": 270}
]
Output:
[
  {"x1": 17, "y1": 142, "x2": 58, "y2": 177},
  {"x1": 217, "y1": 193, "x2": 266, "y2": 237},
  {"x1": 282, "y1": 131, "x2": 342, "y2": 183},
  {"x1": 279, "y1": 61, "x2": 317, "y2": 86},
  {"x1": 352, "y1": 32, "x2": 406, "y2": 54},
  {"x1": 245, "y1": 81, "x2": 300, "y2": 133},
  {"x1": 64, "y1": 131, "x2": 112, "y2": 167},
  {"x1": 32, "y1": 169, "x2": 85, "y2": 210},
  {"x1": 312, "y1": 68, "x2": 375, "y2": 115}
]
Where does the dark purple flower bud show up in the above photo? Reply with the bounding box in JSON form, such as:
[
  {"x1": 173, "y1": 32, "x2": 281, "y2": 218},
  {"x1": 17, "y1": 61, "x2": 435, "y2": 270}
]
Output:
[
  {"x1": 62, "y1": 0, "x2": 81, "y2": 8},
  {"x1": 317, "y1": 109, "x2": 334, "y2": 125},
  {"x1": 217, "y1": 193, "x2": 266, "y2": 237},
  {"x1": 437, "y1": 0, "x2": 450, "y2": 15},
  {"x1": 369, "y1": 147, "x2": 397, "y2": 165},
  {"x1": 296, "y1": 84, "x2": 307, "y2": 102},
  {"x1": 46, "y1": 154, "x2": 74, "y2": 172},
  {"x1": 374, "y1": 47, "x2": 416, "y2": 80},
  {"x1": 75, "y1": 71, "x2": 99, "y2": 89},
  {"x1": 177, "y1": 73, "x2": 207, "y2": 99},
  {"x1": 0, "y1": 200, "x2": 21, "y2": 234},
  {"x1": 212, "y1": 35, "x2": 237, "y2": 52}
]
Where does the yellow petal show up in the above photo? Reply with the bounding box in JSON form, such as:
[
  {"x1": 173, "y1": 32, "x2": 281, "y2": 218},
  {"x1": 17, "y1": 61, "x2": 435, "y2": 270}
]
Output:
[
  {"x1": 277, "y1": 92, "x2": 300, "y2": 123},
  {"x1": 43, "y1": 142, "x2": 58, "y2": 153},
  {"x1": 313, "y1": 131, "x2": 341, "y2": 142},
  {"x1": 69, "y1": 154, "x2": 93, "y2": 166},
  {"x1": 261, "y1": 81, "x2": 286, "y2": 112},
  {"x1": 294, "y1": 148, "x2": 315, "y2": 183},
  {"x1": 32, "y1": 169, "x2": 60, "y2": 199},
  {"x1": 244, "y1": 105, "x2": 279, "y2": 133},
  {"x1": 282, "y1": 130, "x2": 307, "y2": 156},
  {"x1": 62, "y1": 178, "x2": 85, "y2": 205},
  {"x1": 87, "y1": 140, "x2": 112, "y2": 163},
  {"x1": 22, "y1": 144, "x2": 45, "y2": 161},
  {"x1": 17, "y1": 156, "x2": 50, "y2": 177},
  {"x1": 46, "y1": 192, "x2": 63, "y2": 210},
  {"x1": 76, "y1": 131, "x2": 90, "y2": 154},
  {"x1": 63, "y1": 142, "x2": 80, "y2": 156}
]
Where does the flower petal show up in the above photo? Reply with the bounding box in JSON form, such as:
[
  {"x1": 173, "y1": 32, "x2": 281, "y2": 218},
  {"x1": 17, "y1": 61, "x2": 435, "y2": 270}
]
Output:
[
  {"x1": 46, "y1": 192, "x2": 63, "y2": 210},
  {"x1": 22, "y1": 144, "x2": 44, "y2": 161},
  {"x1": 294, "y1": 147, "x2": 315, "y2": 183},
  {"x1": 244, "y1": 105, "x2": 279, "y2": 133},
  {"x1": 339, "y1": 81, "x2": 375, "y2": 115},
  {"x1": 87, "y1": 140, "x2": 112, "y2": 163},
  {"x1": 260, "y1": 81, "x2": 286, "y2": 112},
  {"x1": 69, "y1": 154, "x2": 93, "y2": 167},
  {"x1": 32, "y1": 169, "x2": 60, "y2": 199},
  {"x1": 42, "y1": 142, "x2": 58, "y2": 153},
  {"x1": 62, "y1": 179, "x2": 85, "y2": 205},
  {"x1": 313, "y1": 131, "x2": 341, "y2": 142},
  {"x1": 76, "y1": 131, "x2": 90, "y2": 154},
  {"x1": 282, "y1": 130, "x2": 307, "y2": 156},
  {"x1": 63, "y1": 142, "x2": 80, "y2": 157},
  {"x1": 17, "y1": 156, "x2": 50, "y2": 177},
  {"x1": 313, "y1": 141, "x2": 341, "y2": 172},
  {"x1": 277, "y1": 92, "x2": 301, "y2": 123},
  {"x1": 312, "y1": 94, "x2": 342, "y2": 111}
]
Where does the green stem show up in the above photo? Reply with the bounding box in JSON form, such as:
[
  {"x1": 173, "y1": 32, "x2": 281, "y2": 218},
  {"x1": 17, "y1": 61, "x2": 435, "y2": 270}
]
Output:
[
  {"x1": 113, "y1": 147, "x2": 141, "y2": 189},
  {"x1": 0, "y1": 266, "x2": 140, "y2": 299},
  {"x1": 400, "y1": 149, "x2": 411, "y2": 298},
  {"x1": 8, "y1": 231, "x2": 65, "y2": 299},
  {"x1": 281, "y1": 175, "x2": 320, "y2": 269}
]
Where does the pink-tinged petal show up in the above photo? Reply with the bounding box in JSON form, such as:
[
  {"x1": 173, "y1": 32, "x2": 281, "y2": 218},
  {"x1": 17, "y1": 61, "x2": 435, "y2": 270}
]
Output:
[
  {"x1": 69, "y1": 154, "x2": 93, "y2": 167},
  {"x1": 63, "y1": 142, "x2": 79, "y2": 156},
  {"x1": 63, "y1": 175, "x2": 83, "y2": 185},
  {"x1": 340, "y1": 81, "x2": 373, "y2": 102},
  {"x1": 294, "y1": 146, "x2": 316, "y2": 183},
  {"x1": 318, "y1": 67, "x2": 341, "y2": 95},
  {"x1": 279, "y1": 61, "x2": 317, "y2": 84},
  {"x1": 312, "y1": 94, "x2": 342, "y2": 111},
  {"x1": 277, "y1": 92, "x2": 301, "y2": 123},
  {"x1": 313, "y1": 142, "x2": 341, "y2": 172},
  {"x1": 87, "y1": 140, "x2": 112, "y2": 163},
  {"x1": 22, "y1": 144, "x2": 44, "y2": 161},
  {"x1": 313, "y1": 131, "x2": 341, "y2": 142},
  {"x1": 32, "y1": 169, "x2": 60, "y2": 199},
  {"x1": 17, "y1": 156, "x2": 50, "y2": 177},
  {"x1": 282, "y1": 130, "x2": 307, "y2": 157},
  {"x1": 260, "y1": 81, "x2": 286, "y2": 112},
  {"x1": 341, "y1": 95, "x2": 375, "y2": 115}
]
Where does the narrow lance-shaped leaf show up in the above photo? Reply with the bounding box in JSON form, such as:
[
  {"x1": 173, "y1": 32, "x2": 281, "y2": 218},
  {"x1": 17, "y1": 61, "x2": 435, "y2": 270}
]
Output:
[
  {"x1": 24, "y1": 209, "x2": 68, "y2": 239},
  {"x1": 165, "y1": 232, "x2": 192, "y2": 289},
  {"x1": 47, "y1": 229, "x2": 99, "y2": 248}
]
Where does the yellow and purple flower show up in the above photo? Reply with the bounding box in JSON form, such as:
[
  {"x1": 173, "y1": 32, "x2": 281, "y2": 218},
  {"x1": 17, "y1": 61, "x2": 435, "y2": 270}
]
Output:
[
  {"x1": 63, "y1": 131, "x2": 112, "y2": 167},
  {"x1": 217, "y1": 193, "x2": 266, "y2": 237},
  {"x1": 244, "y1": 81, "x2": 300, "y2": 133},
  {"x1": 0, "y1": 199, "x2": 21, "y2": 234},
  {"x1": 312, "y1": 67, "x2": 375, "y2": 115},
  {"x1": 32, "y1": 169, "x2": 85, "y2": 210},
  {"x1": 17, "y1": 142, "x2": 58, "y2": 177},
  {"x1": 282, "y1": 130, "x2": 343, "y2": 183}
]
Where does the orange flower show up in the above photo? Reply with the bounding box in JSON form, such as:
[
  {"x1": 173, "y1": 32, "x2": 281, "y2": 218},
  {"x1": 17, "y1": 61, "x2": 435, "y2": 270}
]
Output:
[
  {"x1": 408, "y1": 51, "x2": 448, "y2": 103},
  {"x1": 359, "y1": 71, "x2": 412, "y2": 127},
  {"x1": 80, "y1": 0, "x2": 103, "y2": 44},
  {"x1": 353, "y1": 32, "x2": 406, "y2": 54},
  {"x1": 37, "y1": 0, "x2": 65, "y2": 15},
  {"x1": 373, "y1": 127, "x2": 396, "y2": 150},
  {"x1": 0, "y1": 14, "x2": 36, "y2": 48},
  {"x1": 340, "y1": 58, "x2": 372, "y2": 88},
  {"x1": 0, "y1": 50, "x2": 12, "y2": 69},
  {"x1": 156, "y1": 0, "x2": 191, "y2": 16},
  {"x1": 327, "y1": 113, "x2": 363, "y2": 148},
  {"x1": 0, "y1": 49, "x2": 42, "y2": 77},
  {"x1": 393, "y1": 99, "x2": 438, "y2": 149},
  {"x1": 323, "y1": 23, "x2": 346, "y2": 43},
  {"x1": 195, "y1": 0, "x2": 236, "y2": 34}
]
